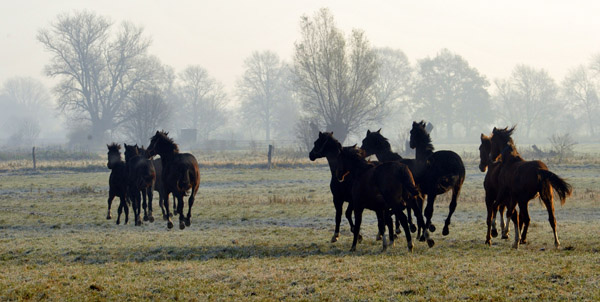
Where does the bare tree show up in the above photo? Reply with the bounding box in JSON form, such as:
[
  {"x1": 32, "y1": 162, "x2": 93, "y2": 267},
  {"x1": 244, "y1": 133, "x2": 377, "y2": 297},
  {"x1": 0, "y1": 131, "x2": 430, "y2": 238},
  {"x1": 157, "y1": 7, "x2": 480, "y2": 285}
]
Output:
[
  {"x1": 548, "y1": 133, "x2": 577, "y2": 164},
  {"x1": 413, "y1": 49, "x2": 490, "y2": 139},
  {"x1": 494, "y1": 65, "x2": 559, "y2": 139},
  {"x1": 561, "y1": 65, "x2": 599, "y2": 137},
  {"x1": 122, "y1": 90, "x2": 172, "y2": 145},
  {"x1": 293, "y1": 8, "x2": 380, "y2": 143},
  {"x1": 236, "y1": 51, "x2": 295, "y2": 141},
  {"x1": 37, "y1": 11, "x2": 156, "y2": 146},
  {"x1": 177, "y1": 65, "x2": 228, "y2": 140}
]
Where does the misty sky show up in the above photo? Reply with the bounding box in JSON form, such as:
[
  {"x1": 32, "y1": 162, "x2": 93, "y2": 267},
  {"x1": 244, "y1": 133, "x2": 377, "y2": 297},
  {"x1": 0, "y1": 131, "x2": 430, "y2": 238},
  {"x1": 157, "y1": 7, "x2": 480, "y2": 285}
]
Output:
[{"x1": 1, "y1": 0, "x2": 600, "y2": 95}]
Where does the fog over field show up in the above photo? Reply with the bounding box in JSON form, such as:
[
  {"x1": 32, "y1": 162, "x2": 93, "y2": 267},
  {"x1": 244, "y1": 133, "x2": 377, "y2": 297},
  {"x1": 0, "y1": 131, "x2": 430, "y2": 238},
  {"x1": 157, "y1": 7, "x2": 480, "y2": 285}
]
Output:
[{"x1": 1, "y1": 0, "x2": 599, "y2": 149}]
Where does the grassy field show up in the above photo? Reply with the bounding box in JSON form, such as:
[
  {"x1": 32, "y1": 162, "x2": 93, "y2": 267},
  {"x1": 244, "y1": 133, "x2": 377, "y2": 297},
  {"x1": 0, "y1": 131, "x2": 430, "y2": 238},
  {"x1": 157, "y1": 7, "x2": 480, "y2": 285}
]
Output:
[{"x1": 0, "y1": 153, "x2": 599, "y2": 301}]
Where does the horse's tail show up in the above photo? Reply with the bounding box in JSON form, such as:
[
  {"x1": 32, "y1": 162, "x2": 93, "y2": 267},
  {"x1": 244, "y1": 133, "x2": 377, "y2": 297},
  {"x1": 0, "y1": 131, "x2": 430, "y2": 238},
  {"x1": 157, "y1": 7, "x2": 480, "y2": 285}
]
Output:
[
  {"x1": 176, "y1": 169, "x2": 191, "y2": 194},
  {"x1": 539, "y1": 169, "x2": 572, "y2": 205}
]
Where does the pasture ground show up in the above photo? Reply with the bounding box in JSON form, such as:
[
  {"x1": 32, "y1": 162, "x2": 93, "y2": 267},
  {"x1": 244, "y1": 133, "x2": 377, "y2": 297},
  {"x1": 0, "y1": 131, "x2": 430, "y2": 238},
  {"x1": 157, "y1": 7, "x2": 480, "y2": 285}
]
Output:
[{"x1": 0, "y1": 153, "x2": 599, "y2": 301}]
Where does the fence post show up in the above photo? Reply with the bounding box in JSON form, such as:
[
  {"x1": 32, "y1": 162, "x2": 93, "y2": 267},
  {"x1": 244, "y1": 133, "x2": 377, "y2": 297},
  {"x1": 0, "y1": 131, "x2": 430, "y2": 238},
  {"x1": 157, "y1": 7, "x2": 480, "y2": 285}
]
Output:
[
  {"x1": 32, "y1": 146, "x2": 36, "y2": 171},
  {"x1": 267, "y1": 144, "x2": 274, "y2": 169}
]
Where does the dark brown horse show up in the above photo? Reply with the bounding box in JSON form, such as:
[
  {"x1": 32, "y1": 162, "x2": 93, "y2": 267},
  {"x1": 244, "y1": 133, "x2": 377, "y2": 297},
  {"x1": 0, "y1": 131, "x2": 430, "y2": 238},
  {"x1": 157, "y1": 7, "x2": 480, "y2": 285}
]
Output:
[
  {"x1": 146, "y1": 131, "x2": 200, "y2": 230},
  {"x1": 124, "y1": 144, "x2": 156, "y2": 226},
  {"x1": 360, "y1": 129, "x2": 421, "y2": 234},
  {"x1": 489, "y1": 126, "x2": 572, "y2": 249},
  {"x1": 479, "y1": 134, "x2": 509, "y2": 245},
  {"x1": 309, "y1": 132, "x2": 361, "y2": 243},
  {"x1": 336, "y1": 147, "x2": 433, "y2": 252},
  {"x1": 409, "y1": 121, "x2": 465, "y2": 237},
  {"x1": 106, "y1": 143, "x2": 129, "y2": 225},
  {"x1": 150, "y1": 158, "x2": 176, "y2": 220}
]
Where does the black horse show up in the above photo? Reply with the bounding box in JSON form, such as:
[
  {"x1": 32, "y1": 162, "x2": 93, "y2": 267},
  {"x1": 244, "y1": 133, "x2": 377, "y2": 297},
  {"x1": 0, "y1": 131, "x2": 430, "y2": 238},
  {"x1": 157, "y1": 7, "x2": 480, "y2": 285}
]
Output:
[
  {"x1": 409, "y1": 121, "x2": 466, "y2": 237},
  {"x1": 146, "y1": 131, "x2": 200, "y2": 230},
  {"x1": 309, "y1": 132, "x2": 360, "y2": 243},
  {"x1": 335, "y1": 147, "x2": 433, "y2": 252},
  {"x1": 106, "y1": 143, "x2": 129, "y2": 225},
  {"x1": 360, "y1": 129, "x2": 420, "y2": 234},
  {"x1": 150, "y1": 157, "x2": 176, "y2": 220},
  {"x1": 124, "y1": 144, "x2": 156, "y2": 226}
]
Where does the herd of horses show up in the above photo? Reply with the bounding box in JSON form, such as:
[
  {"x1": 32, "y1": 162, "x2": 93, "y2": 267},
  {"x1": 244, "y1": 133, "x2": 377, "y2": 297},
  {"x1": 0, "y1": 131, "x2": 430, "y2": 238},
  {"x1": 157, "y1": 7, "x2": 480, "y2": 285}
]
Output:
[{"x1": 104, "y1": 122, "x2": 572, "y2": 252}]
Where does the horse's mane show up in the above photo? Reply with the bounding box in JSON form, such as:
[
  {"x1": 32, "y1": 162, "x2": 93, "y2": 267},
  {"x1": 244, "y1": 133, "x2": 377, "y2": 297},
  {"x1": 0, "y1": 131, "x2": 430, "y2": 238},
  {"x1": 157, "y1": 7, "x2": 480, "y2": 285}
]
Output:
[
  {"x1": 366, "y1": 130, "x2": 392, "y2": 151},
  {"x1": 492, "y1": 126, "x2": 516, "y2": 145},
  {"x1": 107, "y1": 143, "x2": 121, "y2": 153},
  {"x1": 321, "y1": 132, "x2": 342, "y2": 151},
  {"x1": 501, "y1": 141, "x2": 523, "y2": 162},
  {"x1": 412, "y1": 120, "x2": 434, "y2": 153},
  {"x1": 151, "y1": 131, "x2": 180, "y2": 154},
  {"x1": 341, "y1": 146, "x2": 373, "y2": 168}
]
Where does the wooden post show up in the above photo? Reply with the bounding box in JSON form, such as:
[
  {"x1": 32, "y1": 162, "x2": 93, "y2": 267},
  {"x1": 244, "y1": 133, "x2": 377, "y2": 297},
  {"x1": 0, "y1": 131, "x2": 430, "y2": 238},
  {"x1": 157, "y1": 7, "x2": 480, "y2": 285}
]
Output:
[
  {"x1": 32, "y1": 146, "x2": 36, "y2": 171},
  {"x1": 267, "y1": 144, "x2": 274, "y2": 169}
]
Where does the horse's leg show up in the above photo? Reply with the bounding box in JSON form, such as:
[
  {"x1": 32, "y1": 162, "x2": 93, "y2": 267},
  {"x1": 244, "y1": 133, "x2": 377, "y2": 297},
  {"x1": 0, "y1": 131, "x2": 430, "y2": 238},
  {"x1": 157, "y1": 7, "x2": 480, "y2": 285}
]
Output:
[
  {"x1": 543, "y1": 194, "x2": 560, "y2": 248},
  {"x1": 499, "y1": 203, "x2": 509, "y2": 239},
  {"x1": 107, "y1": 192, "x2": 115, "y2": 220},
  {"x1": 488, "y1": 192, "x2": 498, "y2": 238},
  {"x1": 147, "y1": 188, "x2": 154, "y2": 223},
  {"x1": 124, "y1": 197, "x2": 130, "y2": 225},
  {"x1": 344, "y1": 202, "x2": 361, "y2": 243},
  {"x1": 331, "y1": 197, "x2": 343, "y2": 243},
  {"x1": 396, "y1": 208, "x2": 413, "y2": 252},
  {"x1": 350, "y1": 207, "x2": 363, "y2": 252},
  {"x1": 177, "y1": 194, "x2": 186, "y2": 230},
  {"x1": 116, "y1": 196, "x2": 123, "y2": 225},
  {"x1": 164, "y1": 191, "x2": 173, "y2": 229},
  {"x1": 485, "y1": 200, "x2": 495, "y2": 246},
  {"x1": 385, "y1": 210, "x2": 395, "y2": 248},
  {"x1": 421, "y1": 194, "x2": 436, "y2": 241},
  {"x1": 508, "y1": 204, "x2": 520, "y2": 249},
  {"x1": 376, "y1": 210, "x2": 388, "y2": 252},
  {"x1": 410, "y1": 196, "x2": 434, "y2": 248},
  {"x1": 443, "y1": 182, "x2": 462, "y2": 236},
  {"x1": 518, "y1": 200, "x2": 531, "y2": 245},
  {"x1": 406, "y1": 206, "x2": 417, "y2": 233},
  {"x1": 142, "y1": 189, "x2": 149, "y2": 222},
  {"x1": 395, "y1": 212, "x2": 401, "y2": 236},
  {"x1": 185, "y1": 185, "x2": 198, "y2": 227},
  {"x1": 158, "y1": 189, "x2": 167, "y2": 220}
]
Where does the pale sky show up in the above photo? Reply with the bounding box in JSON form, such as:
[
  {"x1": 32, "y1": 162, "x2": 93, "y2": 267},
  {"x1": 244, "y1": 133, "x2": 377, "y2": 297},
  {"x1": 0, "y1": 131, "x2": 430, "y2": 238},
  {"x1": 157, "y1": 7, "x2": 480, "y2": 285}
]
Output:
[{"x1": 2, "y1": 0, "x2": 600, "y2": 96}]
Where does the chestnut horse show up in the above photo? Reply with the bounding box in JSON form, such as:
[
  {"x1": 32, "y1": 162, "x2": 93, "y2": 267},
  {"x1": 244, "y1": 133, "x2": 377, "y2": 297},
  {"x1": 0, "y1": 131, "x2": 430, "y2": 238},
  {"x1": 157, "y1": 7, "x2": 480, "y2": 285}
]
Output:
[
  {"x1": 146, "y1": 131, "x2": 200, "y2": 230},
  {"x1": 335, "y1": 147, "x2": 433, "y2": 252},
  {"x1": 106, "y1": 143, "x2": 129, "y2": 225},
  {"x1": 489, "y1": 126, "x2": 572, "y2": 249},
  {"x1": 409, "y1": 121, "x2": 465, "y2": 237},
  {"x1": 479, "y1": 134, "x2": 509, "y2": 245}
]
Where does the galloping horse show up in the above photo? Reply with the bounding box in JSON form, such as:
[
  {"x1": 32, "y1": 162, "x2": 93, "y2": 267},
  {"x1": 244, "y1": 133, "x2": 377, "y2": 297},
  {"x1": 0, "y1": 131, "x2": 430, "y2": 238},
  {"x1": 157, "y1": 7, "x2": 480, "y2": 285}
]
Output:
[
  {"x1": 489, "y1": 126, "x2": 572, "y2": 249},
  {"x1": 124, "y1": 144, "x2": 156, "y2": 226},
  {"x1": 409, "y1": 121, "x2": 465, "y2": 237},
  {"x1": 479, "y1": 134, "x2": 509, "y2": 245},
  {"x1": 106, "y1": 143, "x2": 129, "y2": 225},
  {"x1": 335, "y1": 147, "x2": 432, "y2": 252},
  {"x1": 309, "y1": 132, "x2": 361, "y2": 243},
  {"x1": 146, "y1": 131, "x2": 200, "y2": 230}
]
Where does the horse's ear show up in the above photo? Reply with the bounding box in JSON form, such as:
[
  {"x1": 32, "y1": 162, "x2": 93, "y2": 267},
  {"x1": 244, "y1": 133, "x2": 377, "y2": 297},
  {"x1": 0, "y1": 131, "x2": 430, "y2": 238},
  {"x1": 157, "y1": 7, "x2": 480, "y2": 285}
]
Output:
[
  {"x1": 481, "y1": 133, "x2": 485, "y2": 139},
  {"x1": 367, "y1": 129, "x2": 371, "y2": 135},
  {"x1": 318, "y1": 131, "x2": 323, "y2": 137},
  {"x1": 376, "y1": 128, "x2": 381, "y2": 133}
]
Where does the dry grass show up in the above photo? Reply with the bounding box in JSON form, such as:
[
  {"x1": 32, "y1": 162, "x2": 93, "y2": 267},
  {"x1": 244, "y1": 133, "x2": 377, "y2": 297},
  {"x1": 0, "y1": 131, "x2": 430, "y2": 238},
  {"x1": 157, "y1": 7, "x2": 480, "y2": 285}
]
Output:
[{"x1": 0, "y1": 159, "x2": 599, "y2": 301}]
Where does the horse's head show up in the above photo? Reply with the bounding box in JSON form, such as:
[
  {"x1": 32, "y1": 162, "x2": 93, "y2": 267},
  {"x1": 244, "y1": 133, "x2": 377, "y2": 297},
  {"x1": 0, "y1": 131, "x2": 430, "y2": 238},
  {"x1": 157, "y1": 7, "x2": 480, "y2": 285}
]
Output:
[
  {"x1": 489, "y1": 126, "x2": 515, "y2": 162},
  {"x1": 124, "y1": 143, "x2": 140, "y2": 162},
  {"x1": 335, "y1": 146, "x2": 366, "y2": 182},
  {"x1": 360, "y1": 128, "x2": 387, "y2": 156},
  {"x1": 147, "y1": 130, "x2": 178, "y2": 157},
  {"x1": 106, "y1": 143, "x2": 122, "y2": 169},
  {"x1": 478, "y1": 134, "x2": 492, "y2": 172},
  {"x1": 309, "y1": 131, "x2": 341, "y2": 161},
  {"x1": 409, "y1": 120, "x2": 430, "y2": 149}
]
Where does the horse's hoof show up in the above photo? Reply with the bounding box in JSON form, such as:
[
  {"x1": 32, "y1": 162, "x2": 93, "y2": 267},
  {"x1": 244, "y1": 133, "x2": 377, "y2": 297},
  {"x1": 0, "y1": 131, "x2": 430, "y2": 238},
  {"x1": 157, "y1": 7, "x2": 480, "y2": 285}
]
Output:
[
  {"x1": 512, "y1": 243, "x2": 519, "y2": 249},
  {"x1": 410, "y1": 224, "x2": 417, "y2": 233},
  {"x1": 520, "y1": 239, "x2": 527, "y2": 244},
  {"x1": 376, "y1": 234, "x2": 382, "y2": 241},
  {"x1": 393, "y1": 234, "x2": 399, "y2": 240},
  {"x1": 179, "y1": 221, "x2": 185, "y2": 230},
  {"x1": 407, "y1": 241, "x2": 414, "y2": 252},
  {"x1": 419, "y1": 235, "x2": 426, "y2": 242},
  {"x1": 491, "y1": 229, "x2": 499, "y2": 238},
  {"x1": 143, "y1": 216, "x2": 149, "y2": 222},
  {"x1": 350, "y1": 246, "x2": 356, "y2": 252},
  {"x1": 395, "y1": 227, "x2": 401, "y2": 235},
  {"x1": 163, "y1": 214, "x2": 169, "y2": 221},
  {"x1": 169, "y1": 213, "x2": 173, "y2": 218},
  {"x1": 485, "y1": 239, "x2": 491, "y2": 246},
  {"x1": 185, "y1": 219, "x2": 191, "y2": 227},
  {"x1": 149, "y1": 216, "x2": 155, "y2": 223},
  {"x1": 116, "y1": 220, "x2": 120, "y2": 225},
  {"x1": 501, "y1": 234, "x2": 509, "y2": 240},
  {"x1": 429, "y1": 224, "x2": 436, "y2": 232},
  {"x1": 358, "y1": 234, "x2": 363, "y2": 243},
  {"x1": 106, "y1": 214, "x2": 111, "y2": 220},
  {"x1": 427, "y1": 239, "x2": 435, "y2": 248},
  {"x1": 167, "y1": 221, "x2": 173, "y2": 229},
  {"x1": 331, "y1": 233, "x2": 339, "y2": 243},
  {"x1": 442, "y1": 226, "x2": 449, "y2": 236}
]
